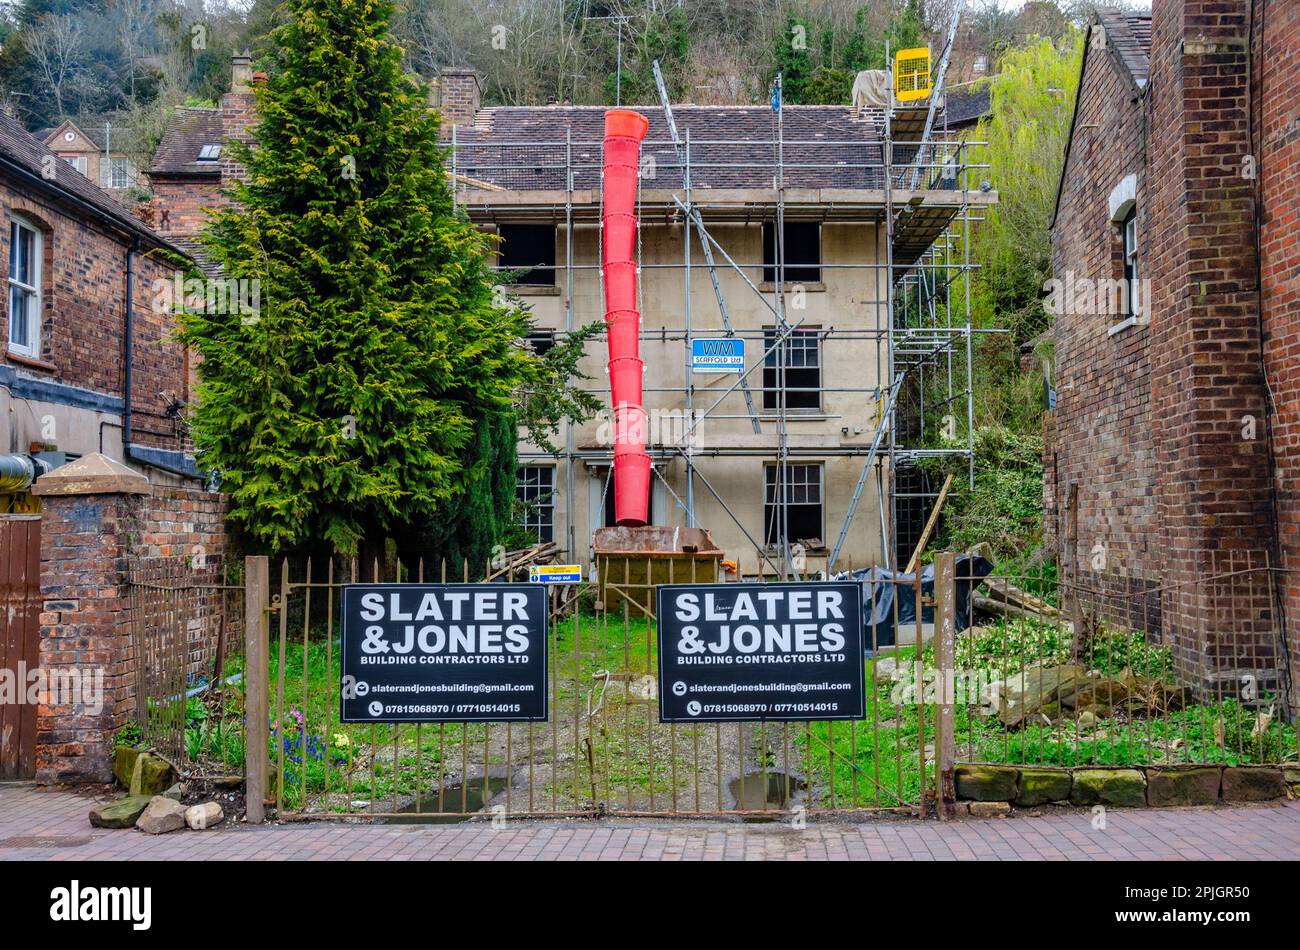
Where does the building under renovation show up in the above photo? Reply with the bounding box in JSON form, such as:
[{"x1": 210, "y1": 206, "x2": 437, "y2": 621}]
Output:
[
  {"x1": 437, "y1": 65, "x2": 992, "y2": 577},
  {"x1": 146, "y1": 50, "x2": 991, "y2": 578}
]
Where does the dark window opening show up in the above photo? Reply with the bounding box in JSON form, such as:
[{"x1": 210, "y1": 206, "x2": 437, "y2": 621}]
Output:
[
  {"x1": 762, "y1": 327, "x2": 821, "y2": 411},
  {"x1": 762, "y1": 221, "x2": 821, "y2": 283},
  {"x1": 517, "y1": 465, "x2": 555, "y2": 544},
  {"x1": 498, "y1": 223, "x2": 556, "y2": 286},
  {"x1": 764, "y1": 463, "x2": 823, "y2": 547},
  {"x1": 527, "y1": 330, "x2": 557, "y2": 357},
  {"x1": 892, "y1": 462, "x2": 933, "y2": 568}
]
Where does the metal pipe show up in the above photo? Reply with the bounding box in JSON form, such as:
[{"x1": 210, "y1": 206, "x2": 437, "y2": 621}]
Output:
[{"x1": 0, "y1": 454, "x2": 37, "y2": 493}]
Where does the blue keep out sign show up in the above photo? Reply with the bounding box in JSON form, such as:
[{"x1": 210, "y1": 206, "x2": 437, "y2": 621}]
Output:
[{"x1": 691, "y1": 337, "x2": 745, "y2": 373}]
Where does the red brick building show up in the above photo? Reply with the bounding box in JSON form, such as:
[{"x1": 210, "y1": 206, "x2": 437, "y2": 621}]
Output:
[
  {"x1": 1048, "y1": 2, "x2": 1298, "y2": 713},
  {"x1": 0, "y1": 110, "x2": 198, "y2": 493},
  {"x1": 0, "y1": 110, "x2": 238, "y2": 783}
]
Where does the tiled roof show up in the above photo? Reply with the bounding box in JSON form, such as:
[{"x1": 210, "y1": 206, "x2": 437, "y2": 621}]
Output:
[
  {"x1": 451, "y1": 105, "x2": 885, "y2": 191},
  {"x1": 150, "y1": 107, "x2": 224, "y2": 177},
  {"x1": 1100, "y1": 10, "x2": 1152, "y2": 90},
  {"x1": 0, "y1": 111, "x2": 176, "y2": 251},
  {"x1": 941, "y1": 86, "x2": 991, "y2": 128}
]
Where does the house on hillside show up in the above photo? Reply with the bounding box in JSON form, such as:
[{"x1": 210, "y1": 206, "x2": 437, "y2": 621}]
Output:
[
  {"x1": 37, "y1": 120, "x2": 143, "y2": 193},
  {"x1": 1046, "y1": 2, "x2": 1299, "y2": 712},
  {"x1": 947, "y1": 0, "x2": 1072, "y2": 84},
  {"x1": 149, "y1": 62, "x2": 994, "y2": 575}
]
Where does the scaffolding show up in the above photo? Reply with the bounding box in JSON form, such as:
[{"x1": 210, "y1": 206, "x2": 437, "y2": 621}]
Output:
[{"x1": 447, "y1": 51, "x2": 992, "y2": 580}]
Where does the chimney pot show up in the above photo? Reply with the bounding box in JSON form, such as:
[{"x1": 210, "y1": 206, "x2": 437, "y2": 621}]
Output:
[{"x1": 231, "y1": 50, "x2": 253, "y2": 94}]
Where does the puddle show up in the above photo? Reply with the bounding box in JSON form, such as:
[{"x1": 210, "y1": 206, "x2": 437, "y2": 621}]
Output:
[
  {"x1": 728, "y1": 771, "x2": 804, "y2": 819},
  {"x1": 388, "y1": 775, "x2": 511, "y2": 824}
]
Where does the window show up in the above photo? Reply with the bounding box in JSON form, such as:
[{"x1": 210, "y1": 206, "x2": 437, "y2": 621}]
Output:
[
  {"x1": 527, "y1": 330, "x2": 557, "y2": 357},
  {"x1": 1122, "y1": 207, "x2": 1139, "y2": 319},
  {"x1": 517, "y1": 466, "x2": 555, "y2": 543},
  {"x1": 762, "y1": 221, "x2": 821, "y2": 283},
  {"x1": 764, "y1": 463, "x2": 823, "y2": 547},
  {"x1": 8, "y1": 217, "x2": 42, "y2": 356},
  {"x1": 762, "y1": 326, "x2": 821, "y2": 411},
  {"x1": 61, "y1": 155, "x2": 87, "y2": 175},
  {"x1": 498, "y1": 224, "x2": 555, "y2": 286},
  {"x1": 106, "y1": 157, "x2": 134, "y2": 189},
  {"x1": 198, "y1": 144, "x2": 222, "y2": 161},
  {"x1": 974, "y1": 54, "x2": 988, "y2": 74}
]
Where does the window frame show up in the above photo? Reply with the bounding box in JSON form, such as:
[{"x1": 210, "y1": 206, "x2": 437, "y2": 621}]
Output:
[
  {"x1": 763, "y1": 462, "x2": 825, "y2": 548},
  {"x1": 1121, "y1": 207, "x2": 1139, "y2": 320},
  {"x1": 762, "y1": 326, "x2": 822, "y2": 411},
  {"x1": 7, "y1": 215, "x2": 43, "y2": 358},
  {"x1": 516, "y1": 465, "x2": 556, "y2": 544},
  {"x1": 107, "y1": 156, "x2": 134, "y2": 189},
  {"x1": 526, "y1": 330, "x2": 557, "y2": 358}
]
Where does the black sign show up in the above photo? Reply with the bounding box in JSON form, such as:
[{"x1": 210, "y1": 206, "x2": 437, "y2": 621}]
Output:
[
  {"x1": 656, "y1": 582, "x2": 865, "y2": 722},
  {"x1": 340, "y1": 584, "x2": 548, "y2": 723}
]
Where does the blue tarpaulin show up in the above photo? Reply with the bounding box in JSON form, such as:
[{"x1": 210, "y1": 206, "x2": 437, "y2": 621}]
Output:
[{"x1": 837, "y1": 555, "x2": 994, "y2": 652}]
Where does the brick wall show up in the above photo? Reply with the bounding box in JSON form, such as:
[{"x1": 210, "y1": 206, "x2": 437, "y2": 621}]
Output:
[
  {"x1": 35, "y1": 479, "x2": 235, "y2": 783},
  {"x1": 1051, "y1": 2, "x2": 1290, "y2": 706},
  {"x1": 1255, "y1": 0, "x2": 1300, "y2": 706},
  {"x1": 220, "y1": 89, "x2": 256, "y2": 185},
  {"x1": 150, "y1": 179, "x2": 225, "y2": 241},
  {"x1": 36, "y1": 491, "x2": 139, "y2": 782},
  {"x1": 1146, "y1": 0, "x2": 1276, "y2": 696},
  {"x1": 1048, "y1": 22, "x2": 1160, "y2": 631}
]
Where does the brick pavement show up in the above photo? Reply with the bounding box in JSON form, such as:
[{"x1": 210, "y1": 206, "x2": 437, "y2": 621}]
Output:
[{"x1": 2, "y1": 782, "x2": 1298, "y2": 860}]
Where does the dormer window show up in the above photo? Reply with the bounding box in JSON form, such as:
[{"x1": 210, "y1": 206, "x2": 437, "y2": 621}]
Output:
[{"x1": 198, "y1": 144, "x2": 222, "y2": 161}]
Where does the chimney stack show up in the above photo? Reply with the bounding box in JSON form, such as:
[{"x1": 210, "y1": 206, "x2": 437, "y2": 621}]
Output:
[
  {"x1": 230, "y1": 50, "x2": 253, "y2": 95},
  {"x1": 221, "y1": 51, "x2": 257, "y2": 183},
  {"x1": 434, "y1": 67, "x2": 481, "y2": 128}
]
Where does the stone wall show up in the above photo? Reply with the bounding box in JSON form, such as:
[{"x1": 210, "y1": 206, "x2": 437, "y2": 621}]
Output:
[
  {"x1": 434, "y1": 67, "x2": 482, "y2": 129},
  {"x1": 954, "y1": 763, "x2": 1296, "y2": 815}
]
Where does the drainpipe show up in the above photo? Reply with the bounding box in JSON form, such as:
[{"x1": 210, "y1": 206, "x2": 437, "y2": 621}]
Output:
[{"x1": 123, "y1": 240, "x2": 136, "y2": 456}]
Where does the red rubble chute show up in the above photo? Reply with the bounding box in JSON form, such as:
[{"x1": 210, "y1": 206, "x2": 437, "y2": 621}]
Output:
[{"x1": 602, "y1": 109, "x2": 651, "y2": 526}]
